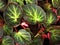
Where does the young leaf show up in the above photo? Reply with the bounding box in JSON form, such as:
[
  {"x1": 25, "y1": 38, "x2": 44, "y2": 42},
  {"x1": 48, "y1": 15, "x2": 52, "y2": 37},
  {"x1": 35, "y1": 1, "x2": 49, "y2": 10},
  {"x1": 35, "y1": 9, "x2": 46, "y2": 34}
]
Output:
[
  {"x1": 2, "y1": 36, "x2": 14, "y2": 45},
  {"x1": 45, "y1": 10, "x2": 57, "y2": 26},
  {"x1": 13, "y1": 29, "x2": 31, "y2": 45},
  {"x1": 4, "y1": 3, "x2": 22, "y2": 27},
  {"x1": 52, "y1": 0, "x2": 60, "y2": 8},
  {"x1": 8, "y1": 0, "x2": 24, "y2": 6},
  {"x1": 23, "y1": 4, "x2": 46, "y2": 25}
]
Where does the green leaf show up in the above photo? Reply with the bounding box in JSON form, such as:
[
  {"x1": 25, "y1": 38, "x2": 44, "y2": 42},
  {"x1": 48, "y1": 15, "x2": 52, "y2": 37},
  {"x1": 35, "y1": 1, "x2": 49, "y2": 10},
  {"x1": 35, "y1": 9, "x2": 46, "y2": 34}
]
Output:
[
  {"x1": 49, "y1": 28, "x2": 60, "y2": 44},
  {"x1": 45, "y1": 10, "x2": 57, "y2": 26},
  {"x1": 25, "y1": 0, "x2": 36, "y2": 4},
  {"x1": 4, "y1": 3, "x2": 22, "y2": 27},
  {"x1": 29, "y1": 36, "x2": 43, "y2": 45},
  {"x1": 23, "y1": 4, "x2": 46, "y2": 25},
  {"x1": 8, "y1": 0, "x2": 24, "y2": 6},
  {"x1": 0, "y1": 0, "x2": 5, "y2": 10},
  {"x1": 2, "y1": 36, "x2": 14, "y2": 45},
  {"x1": 52, "y1": 0, "x2": 60, "y2": 8},
  {"x1": 13, "y1": 29, "x2": 31, "y2": 45},
  {"x1": 3, "y1": 25, "x2": 13, "y2": 35},
  {"x1": 8, "y1": 0, "x2": 36, "y2": 6}
]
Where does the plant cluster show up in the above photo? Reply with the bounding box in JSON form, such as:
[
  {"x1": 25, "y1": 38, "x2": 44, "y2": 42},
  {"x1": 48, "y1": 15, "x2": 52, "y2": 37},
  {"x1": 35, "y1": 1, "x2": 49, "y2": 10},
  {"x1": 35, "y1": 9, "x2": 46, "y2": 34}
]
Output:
[{"x1": 0, "y1": 0, "x2": 60, "y2": 45}]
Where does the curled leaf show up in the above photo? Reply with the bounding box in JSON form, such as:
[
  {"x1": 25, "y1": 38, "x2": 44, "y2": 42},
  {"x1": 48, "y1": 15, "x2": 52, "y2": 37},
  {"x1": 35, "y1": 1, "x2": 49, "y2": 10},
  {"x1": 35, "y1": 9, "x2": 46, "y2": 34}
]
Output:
[
  {"x1": 2, "y1": 36, "x2": 14, "y2": 45},
  {"x1": 4, "y1": 3, "x2": 22, "y2": 27},
  {"x1": 23, "y1": 4, "x2": 46, "y2": 25},
  {"x1": 13, "y1": 29, "x2": 31, "y2": 45}
]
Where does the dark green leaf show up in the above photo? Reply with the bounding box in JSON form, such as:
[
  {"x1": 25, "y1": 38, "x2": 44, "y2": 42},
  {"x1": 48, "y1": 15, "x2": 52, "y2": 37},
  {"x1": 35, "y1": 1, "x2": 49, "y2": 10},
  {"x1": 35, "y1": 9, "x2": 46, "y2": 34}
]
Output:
[
  {"x1": 3, "y1": 25, "x2": 13, "y2": 35},
  {"x1": 13, "y1": 29, "x2": 31, "y2": 45},
  {"x1": 23, "y1": 4, "x2": 46, "y2": 25},
  {"x1": 2, "y1": 36, "x2": 14, "y2": 45},
  {"x1": 45, "y1": 10, "x2": 57, "y2": 26},
  {"x1": 4, "y1": 3, "x2": 22, "y2": 27},
  {"x1": 8, "y1": 0, "x2": 24, "y2": 6},
  {"x1": 48, "y1": 27, "x2": 60, "y2": 44},
  {"x1": 0, "y1": 0, "x2": 5, "y2": 10},
  {"x1": 29, "y1": 36, "x2": 43, "y2": 45}
]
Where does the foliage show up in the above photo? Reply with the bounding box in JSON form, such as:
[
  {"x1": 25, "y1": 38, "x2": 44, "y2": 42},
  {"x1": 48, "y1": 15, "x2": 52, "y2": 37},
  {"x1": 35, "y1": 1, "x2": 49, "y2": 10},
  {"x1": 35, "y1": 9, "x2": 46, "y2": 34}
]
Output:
[
  {"x1": 13, "y1": 29, "x2": 31, "y2": 45},
  {"x1": 3, "y1": 25, "x2": 13, "y2": 35},
  {"x1": 0, "y1": 0, "x2": 5, "y2": 10},
  {"x1": 4, "y1": 3, "x2": 22, "y2": 27},
  {"x1": 2, "y1": 36, "x2": 14, "y2": 45},
  {"x1": 45, "y1": 10, "x2": 57, "y2": 26},
  {"x1": 0, "y1": 0, "x2": 60, "y2": 45},
  {"x1": 25, "y1": 0, "x2": 36, "y2": 4},
  {"x1": 57, "y1": 8, "x2": 60, "y2": 15},
  {"x1": 9, "y1": 0, "x2": 36, "y2": 6},
  {"x1": 23, "y1": 4, "x2": 46, "y2": 25},
  {"x1": 29, "y1": 36, "x2": 43, "y2": 45},
  {"x1": 52, "y1": 0, "x2": 60, "y2": 8},
  {"x1": 48, "y1": 27, "x2": 60, "y2": 44}
]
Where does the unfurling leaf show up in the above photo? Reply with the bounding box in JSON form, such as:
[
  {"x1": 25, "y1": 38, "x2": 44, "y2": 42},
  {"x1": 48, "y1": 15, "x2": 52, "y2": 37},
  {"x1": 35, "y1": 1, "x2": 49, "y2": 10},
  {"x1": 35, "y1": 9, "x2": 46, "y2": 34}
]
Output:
[
  {"x1": 23, "y1": 4, "x2": 46, "y2": 25},
  {"x1": 4, "y1": 3, "x2": 22, "y2": 27},
  {"x1": 2, "y1": 36, "x2": 14, "y2": 45},
  {"x1": 45, "y1": 10, "x2": 57, "y2": 26},
  {"x1": 52, "y1": 0, "x2": 60, "y2": 8},
  {"x1": 13, "y1": 29, "x2": 31, "y2": 45}
]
